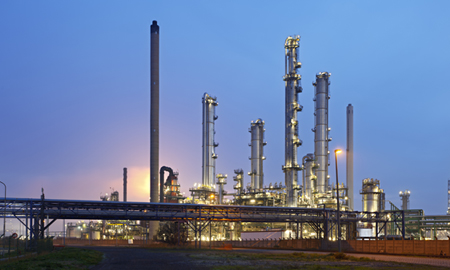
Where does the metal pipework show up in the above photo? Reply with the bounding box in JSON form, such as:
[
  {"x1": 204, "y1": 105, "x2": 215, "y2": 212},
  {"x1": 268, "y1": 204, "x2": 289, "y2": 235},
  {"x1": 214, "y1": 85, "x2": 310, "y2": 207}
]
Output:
[
  {"x1": 150, "y1": 20, "x2": 160, "y2": 204},
  {"x1": 123, "y1": 168, "x2": 127, "y2": 202},
  {"x1": 202, "y1": 93, "x2": 218, "y2": 188},
  {"x1": 282, "y1": 36, "x2": 303, "y2": 207},
  {"x1": 346, "y1": 104, "x2": 354, "y2": 210},
  {"x1": 301, "y1": 153, "x2": 315, "y2": 206},
  {"x1": 248, "y1": 119, "x2": 266, "y2": 191},
  {"x1": 160, "y1": 166, "x2": 175, "y2": 203},
  {"x1": 216, "y1": 174, "x2": 227, "y2": 204},
  {"x1": 312, "y1": 72, "x2": 331, "y2": 195}
]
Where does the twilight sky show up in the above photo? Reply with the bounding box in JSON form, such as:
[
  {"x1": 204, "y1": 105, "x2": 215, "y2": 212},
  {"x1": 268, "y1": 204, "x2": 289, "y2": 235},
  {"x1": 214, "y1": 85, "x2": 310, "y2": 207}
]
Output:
[{"x1": 1, "y1": 0, "x2": 450, "y2": 219}]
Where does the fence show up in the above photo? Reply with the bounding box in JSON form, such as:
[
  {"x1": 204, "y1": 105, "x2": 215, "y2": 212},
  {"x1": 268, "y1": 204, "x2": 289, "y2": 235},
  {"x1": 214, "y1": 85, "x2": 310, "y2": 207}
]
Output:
[
  {"x1": 0, "y1": 237, "x2": 53, "y2": 260},
  {"x1": 52, "y1": 238, "x2": 171, "y2": 248},
  {"x1": 52, "y1": 237, "x2": 450, "y2": 257},
  {"x1": 209, "y1": 238, "x2": 450, "y2": 256}
]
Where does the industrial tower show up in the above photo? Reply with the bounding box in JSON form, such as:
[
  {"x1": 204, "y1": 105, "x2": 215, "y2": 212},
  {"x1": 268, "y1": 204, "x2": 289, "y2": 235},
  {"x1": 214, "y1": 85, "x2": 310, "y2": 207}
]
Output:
[
  {"x1": 249, "y1": 119, "x2": 266, "y2": 191},
  {"x1": 282, "y1": 36, "x2": 303, "y2": 207},
  {"x1": 346, "y1": 104, "x2": 354, "y2": 210}
]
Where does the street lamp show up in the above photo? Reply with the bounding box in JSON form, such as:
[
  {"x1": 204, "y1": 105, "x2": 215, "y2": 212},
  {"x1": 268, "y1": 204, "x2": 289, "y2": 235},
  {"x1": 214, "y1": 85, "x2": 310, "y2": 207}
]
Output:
[{"x1": 334, "y1": 149, "x2": 342, "y2": 252}]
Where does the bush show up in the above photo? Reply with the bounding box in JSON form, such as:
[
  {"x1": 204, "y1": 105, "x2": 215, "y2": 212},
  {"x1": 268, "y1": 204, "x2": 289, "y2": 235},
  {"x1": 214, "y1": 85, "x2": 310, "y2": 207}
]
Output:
[
  {"x1": 333, "y1": 252, "x2": 348, "y2": 260},
  {"x1": 156, "y1": 221, "x2": 188, "y2": 245}
]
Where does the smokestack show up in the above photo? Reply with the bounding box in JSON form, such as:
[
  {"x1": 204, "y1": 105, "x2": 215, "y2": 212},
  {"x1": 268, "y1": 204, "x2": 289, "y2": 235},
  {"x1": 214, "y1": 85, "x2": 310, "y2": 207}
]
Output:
[
  {"x1": 123, "y1": 167, "x2": 127, "y2": 202},
  {"x1": 346, "y1": 104, "x2": 354, "y2": 210},
  {"x1": 150, "y1": 20, "x2": 159, "y2": 240},
  {"x1": 150, "y1": 20, "x2": 159, "y2": 204},
  {"x1": 282, "y1": 36, "x2": 302, "y2": 207}
]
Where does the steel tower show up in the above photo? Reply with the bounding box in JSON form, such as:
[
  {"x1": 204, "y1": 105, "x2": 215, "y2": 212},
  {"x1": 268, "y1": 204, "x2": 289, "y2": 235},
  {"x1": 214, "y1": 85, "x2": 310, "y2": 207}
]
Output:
[
  {"x1": 282, "y1": 36, "x2": 303, "y2": 207},
  {"x1": 202, "y1": 93, "x2": 218, "y2": 188},
  {"x1": 249, "y1": 119, "x2": 266, "y2": 191},
  {"x1": 313, "y1": 72, "x2": 331, "y2": 195}
]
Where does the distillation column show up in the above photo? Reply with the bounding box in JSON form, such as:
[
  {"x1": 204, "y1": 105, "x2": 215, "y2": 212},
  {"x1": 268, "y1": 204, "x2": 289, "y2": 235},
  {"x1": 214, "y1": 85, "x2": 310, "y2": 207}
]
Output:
[
  {"x1": 248, "y1": 119, "x2": 266, "y2": 191},
  {"x1": 282, "y1": 36, "x2": 303, "y2": 207},
  {"x1": 216, "y1": 174, "x2": 227, "y2": 204},
  {"x1": 346, "y1": 104, "x2": 354, "y2": 210},
  {"x1": 302, "y1": 154, "x2": 315, "y2": 206},
  {"x1": 202, "y1": 93, "x2": 218, "y2": 188},
  {"x1": 313, "y1": 72, "x2": 331, "y2": 195}
]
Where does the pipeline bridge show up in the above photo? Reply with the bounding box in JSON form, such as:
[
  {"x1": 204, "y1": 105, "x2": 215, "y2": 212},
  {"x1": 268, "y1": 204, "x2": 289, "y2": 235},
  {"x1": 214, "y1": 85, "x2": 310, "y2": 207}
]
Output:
[{"x1": 2, "y1": 197, "x2": 405, "y2": 245}]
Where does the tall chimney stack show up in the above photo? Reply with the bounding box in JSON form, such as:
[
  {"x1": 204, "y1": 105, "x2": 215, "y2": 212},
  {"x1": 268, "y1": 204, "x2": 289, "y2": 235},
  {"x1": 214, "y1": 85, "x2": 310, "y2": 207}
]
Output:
[
  {"x1": 346, "y1": 104, "x2": 354, "y2": 210},
  {"x1": 123, "y1": 167, "x2": 127, "y2": 202},
  {"x1": 150, "y1": 20, "x2": 160, "y2": 239},
  {"x1": 150, "y1": 20, "x2": 159, "y2": 204}
]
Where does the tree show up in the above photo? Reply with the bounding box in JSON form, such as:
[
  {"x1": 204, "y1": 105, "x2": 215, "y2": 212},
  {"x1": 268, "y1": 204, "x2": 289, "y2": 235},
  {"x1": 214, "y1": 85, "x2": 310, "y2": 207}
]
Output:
[{"x1": 156, "y1": 221, "x2": 188, "y2": 245}]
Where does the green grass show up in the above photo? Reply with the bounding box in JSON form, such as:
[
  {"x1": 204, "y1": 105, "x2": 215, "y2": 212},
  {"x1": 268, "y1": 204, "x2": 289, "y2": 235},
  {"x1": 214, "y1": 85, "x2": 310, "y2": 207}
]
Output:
[
  {"x1": 0, "y1": 247, "x2": 103, "y2": 270},
  {"x1": 173, "y1": 249, "x2": 448, "y2": 270}
]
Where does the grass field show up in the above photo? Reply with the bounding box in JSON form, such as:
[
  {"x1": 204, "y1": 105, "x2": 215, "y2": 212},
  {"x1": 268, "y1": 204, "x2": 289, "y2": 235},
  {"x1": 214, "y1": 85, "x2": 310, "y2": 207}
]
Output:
[
  {"x1": 183, "y1": 249, "x2": 450, "y2": 270},
  {"x1": 0, "y1": 247, "x2": 103, "y2": 270},
  {"x1": 0, "y1": 246, "x2": 447, "y2": 270}
]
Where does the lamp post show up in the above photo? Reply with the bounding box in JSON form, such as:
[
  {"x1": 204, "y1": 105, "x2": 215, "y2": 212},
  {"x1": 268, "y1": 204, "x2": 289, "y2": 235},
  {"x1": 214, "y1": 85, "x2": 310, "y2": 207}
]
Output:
[{"x1": 334, "y1": 149, "x2": 342, "y2": 252}]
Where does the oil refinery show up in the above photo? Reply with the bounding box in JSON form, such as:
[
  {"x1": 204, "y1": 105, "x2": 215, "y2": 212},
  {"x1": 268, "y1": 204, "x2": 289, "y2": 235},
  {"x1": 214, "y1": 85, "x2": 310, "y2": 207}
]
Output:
[
  {"x1": 58, "y1": 21, "x2": 450, "y2": 244},
  {"x1": 5, "y1": 20, "x2": 446, "y2": 249}
]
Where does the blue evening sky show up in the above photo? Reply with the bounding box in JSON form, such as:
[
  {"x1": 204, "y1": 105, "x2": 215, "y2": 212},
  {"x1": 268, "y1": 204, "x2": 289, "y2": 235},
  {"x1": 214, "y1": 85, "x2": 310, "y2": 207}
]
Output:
[{"x1": 1, "y1": 0, "x2": 449, "y2": 221}]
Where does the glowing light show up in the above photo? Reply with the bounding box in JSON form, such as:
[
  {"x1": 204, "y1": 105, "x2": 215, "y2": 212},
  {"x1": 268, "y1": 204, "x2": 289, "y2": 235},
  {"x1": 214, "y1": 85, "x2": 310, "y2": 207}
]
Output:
[{"x1": 334, "y1": 149, "x2": 342, "y2": 154}]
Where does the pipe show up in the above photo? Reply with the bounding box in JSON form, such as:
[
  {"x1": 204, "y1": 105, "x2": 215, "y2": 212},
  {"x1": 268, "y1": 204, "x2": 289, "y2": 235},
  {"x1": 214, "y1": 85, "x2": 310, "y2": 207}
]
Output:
[
  {"x1": 282, "y1": 36, "x2": 303, "y2": 207},
  {"x1": 313, "y1": 72, "x2": 331, "y2": 195},
  {"x1": 346, "y1": 104, "x2": 354, "y2": 210},
  {"x1": 160, "y1": 166, "x2": 174, "y2": 203},
  {"x1": 123, "y1": 167, "x2": 127, "y2": 202}
]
